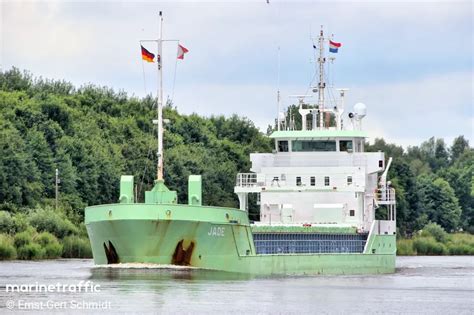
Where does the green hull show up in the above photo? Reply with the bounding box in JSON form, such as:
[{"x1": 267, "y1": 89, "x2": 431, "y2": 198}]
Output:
[{"x1": 85, "y1": 203, "x2": 396, "y2": 275}]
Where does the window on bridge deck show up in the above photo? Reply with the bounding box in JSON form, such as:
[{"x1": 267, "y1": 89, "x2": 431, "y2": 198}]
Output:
[{"x1": 292, "y1": 140, "x2": 336, "y2": 152}]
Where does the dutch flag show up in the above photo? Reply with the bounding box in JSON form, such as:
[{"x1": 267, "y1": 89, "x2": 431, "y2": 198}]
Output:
[{"x1": 329, "y1": 40, "x2": 342, "y2": 53}]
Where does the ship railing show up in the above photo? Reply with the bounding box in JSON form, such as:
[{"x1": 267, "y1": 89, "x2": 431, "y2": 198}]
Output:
[
  {"x1": 375, "y1": 188, "x2": 396, "y2": 205},
  {"x1": 236, "y1": 173, "x2": 258, "y2": 187},
  {"x1": 375, "y1": 187, "x2": 396, "y2": 221}
]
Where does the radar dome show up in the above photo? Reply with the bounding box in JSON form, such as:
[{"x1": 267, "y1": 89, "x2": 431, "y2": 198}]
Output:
[{"x1": 354, "y1": 103, "x2": 367, "y2": 119}]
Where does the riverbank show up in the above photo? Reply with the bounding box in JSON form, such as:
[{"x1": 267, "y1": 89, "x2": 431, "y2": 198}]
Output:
[
  {"x1": 397, "y1": 223, "x2": 474, "y2": 255},
  {"x1": 0, "y1": 208, "x2": 91, "y2": 260}
]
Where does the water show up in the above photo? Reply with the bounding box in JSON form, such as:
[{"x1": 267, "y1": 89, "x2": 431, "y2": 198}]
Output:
[{"x1": 0, "y1": 256, "x2": 473, "y2": 314}]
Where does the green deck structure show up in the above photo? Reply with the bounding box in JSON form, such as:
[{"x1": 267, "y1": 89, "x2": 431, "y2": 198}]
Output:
[{"x1": 85, "y1": 179, "x2": 396, "y2": 275}]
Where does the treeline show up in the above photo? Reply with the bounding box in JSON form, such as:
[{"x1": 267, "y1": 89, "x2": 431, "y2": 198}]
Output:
[
  {"x1": 0, "y1": 68, "x2": 272, "y2": 211},
  {"x1": 365, "y1": 136, "x2": 473, "y2": 235},
  {"x1": 0, "y1": 68, "x2": 472, "y2": 247},
  {"x1": 0, "y1": 68, "x2": 272, "y2": 259}
]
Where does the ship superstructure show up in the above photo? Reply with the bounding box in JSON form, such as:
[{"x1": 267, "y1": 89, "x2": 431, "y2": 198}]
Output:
[
  {"x1": 85, "y1": 19, "x2": 397, "y2": 275},
  {"x1": 234, "y1": 27, "x2": 396, "y2": 256}
]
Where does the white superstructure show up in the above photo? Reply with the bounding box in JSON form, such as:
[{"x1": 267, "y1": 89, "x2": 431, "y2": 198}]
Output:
[{"x1": 234, "y1": 28, "x2": 395, "y2": 233}]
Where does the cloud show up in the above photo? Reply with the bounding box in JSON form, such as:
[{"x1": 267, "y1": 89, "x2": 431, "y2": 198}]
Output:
[
  {"x1": 346, "y1": 71, "x2": 473, "y2": 147},
  {"x1": 1, "y1": 1, "x2": 472, "y2": 149}
]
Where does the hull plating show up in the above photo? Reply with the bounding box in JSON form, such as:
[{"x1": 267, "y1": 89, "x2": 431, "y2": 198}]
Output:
[{"x1": 85, "y1": 204, "x2": 396, "y2": 275}]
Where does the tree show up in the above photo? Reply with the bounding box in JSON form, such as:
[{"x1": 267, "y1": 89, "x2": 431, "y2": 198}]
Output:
[
  {"x1": 438, "y1": 166, "x2": 474, "y2": 232},
  {"x1": 434, "y1": 138, "x2": 449, "y2": 170},
  {"x1": 450, "y1": 136, "x2": 469, "y2": 163},
  {"x1": 366, "y1": 138, "x2": 404, "y2": 159},
  {"x1": 388, "y1": 159, "x2": 421, "y2": 235},
  {"x1": 26, "y1": 129, "x2": 55, "y2": 197},
  {"x1": 0, "y1": 121, "x2": 42, "y2": 206},
  {"x1": 417, "y1": 176, "x2": 462, "y2": 232}
]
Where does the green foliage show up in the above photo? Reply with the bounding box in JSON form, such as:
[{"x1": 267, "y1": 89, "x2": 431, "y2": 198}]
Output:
[
  {"x1": 447, "y1": 243, "x2": 473, "y2": 255},
  {"x1": 61, "y1": 236, "x2": 92, "y2": 258},
  {"x1": 11, "y1": 213, "x2": 29, "y2": 233},
  {"x1": 28, "y1": 208, "x2": 78, "y2": 238},
  {"x1": 450, "y1": 136, "x2": 469, "y2": 163},
  {"x1": 396, "y1": 239, "x2": 415, "y2": 255},
  {"x1": 398, "y1": 231, "x2": 474, "y2": 256},
  {"x1": 14, "y1": 228, "x2": 35, "y2": 248},
  {"x1": 36, "y1": 232, "x2": 63, "y2": 258},
  {"x1": 35, "y1": 231, "x2": 58, "y2": 246},
  {"x1": 0, "y1": 234, "x2": 17, "y2": 260},
  {"x1": 367, "y1": 136, "x2": 473, "y2": 235},
  {"x1": 420, "y1": 222, "x2": 448, "y2": 243},
  {"x1": 445, "y1": 233, "x2": 474, "y2": 255},
  {"x1": 12, "y1": 229, "x2": 64, "y2": 260},
  {"x1": 17, "y1": 243, "x2": 45, "y2": 260},
  {"x1": 413, "y1": 237, "x2": 448, "y2": 255},
  {"x1": 0, "y1": 68, "x2": 272, "y2": 216},
  {"x1": 417, "y1": 176, "x2": 462, "y2": 232},
  {"x1": 0, "y1": 211, "x2": 14, "y2": 234}
]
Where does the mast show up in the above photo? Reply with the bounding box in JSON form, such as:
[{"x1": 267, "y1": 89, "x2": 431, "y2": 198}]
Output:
[
  {"x1": 277, "y1": 46, "x2": 281, "y2": 131},
  {"x1": 317, "y1": 26, "x2": 326, "y2": 130},
  {"x1": 157, "y1": 11, "x2": 164, "y2": 181}
]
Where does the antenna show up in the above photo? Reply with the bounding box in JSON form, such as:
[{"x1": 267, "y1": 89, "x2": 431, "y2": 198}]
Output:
[
  {"x1": 277, "y1": 46, "x2": 281, "y2": 131},
  {"x1": 317, "y1": 26, "x2": 326, "y2": 130},
  {"x1": 336, "y1": 88, "x2": 349, "y2": 130}
]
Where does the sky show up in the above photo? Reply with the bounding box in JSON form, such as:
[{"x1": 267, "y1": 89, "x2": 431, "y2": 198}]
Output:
[{"x1": 1, "y1": 0, "x2": 472, "y2": 148}]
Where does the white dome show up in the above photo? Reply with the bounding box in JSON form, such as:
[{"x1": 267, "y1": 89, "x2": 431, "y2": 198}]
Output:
[{"x1": 354, "y1": 103, "x2": 367, "y2": 119}]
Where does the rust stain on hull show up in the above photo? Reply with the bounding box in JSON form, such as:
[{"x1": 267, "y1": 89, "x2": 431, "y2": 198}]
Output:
[
  {"x1": 104, "y1": 241, "x2": 120, "y2": 264},
  {"x1": 172, "y1": 240, "x2": 195, "y2": 266}
]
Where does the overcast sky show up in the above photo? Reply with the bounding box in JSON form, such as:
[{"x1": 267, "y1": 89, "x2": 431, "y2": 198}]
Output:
[{"x1": 1, "y1": 0, "x2": 472, "y2": 148}]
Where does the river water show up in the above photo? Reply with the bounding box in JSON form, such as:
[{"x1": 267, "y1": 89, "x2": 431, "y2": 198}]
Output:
[{"x1": 0, "y1": 256, "x2": 472, "y2": 314}]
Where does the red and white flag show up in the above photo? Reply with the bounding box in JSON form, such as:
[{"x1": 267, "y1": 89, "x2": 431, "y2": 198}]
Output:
[{"x1": 177, "y1": 44, "x2": 189, "y2": 60}]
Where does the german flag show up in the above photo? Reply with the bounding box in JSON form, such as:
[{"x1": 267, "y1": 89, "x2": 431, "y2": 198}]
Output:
[{"x1": 141, "y1": 45, "x2": 155, "y2": 63}]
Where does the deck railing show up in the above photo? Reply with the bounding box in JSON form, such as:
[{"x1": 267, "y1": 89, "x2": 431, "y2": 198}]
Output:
[
  {"x1": 375, "y1": 187, "x2": 396, "y2": 221},
  {"x1": 236, "y1": 173, "x2": 258, "y2": 187},
  {"x1": 375, "y1": 188, "x2": 396, "y2": 205}
]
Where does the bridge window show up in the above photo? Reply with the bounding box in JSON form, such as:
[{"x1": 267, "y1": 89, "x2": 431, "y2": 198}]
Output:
[
  {"x1": 340, "y1": 140, "x2": 353, "y2": 152},
  {"x1": 347, "y1": 176, "x2": 353, "y2": 185},
  {"x1": 324, "y1": 176, "x2": 330, "y2": 186},
  {"x1": 350, "y1": 210, "x2": 355, "y2": 216},
  {"x1": 278, "y1": 140, "x2": 289, "y2": 152},
  {"x1": 310, "y1": 176, "x2": 315, "y2": 186},
  {"x1": 296, "y1": 177, "x2": 302, "y2": 186},
  {"x1": 292, "y1": 140, "x2": 336, "y2": 152}
]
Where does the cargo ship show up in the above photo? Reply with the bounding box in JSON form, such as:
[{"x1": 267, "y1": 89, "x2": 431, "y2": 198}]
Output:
[{"x1": 85, "y1": 15, "x2": 397, "y2": 275}]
